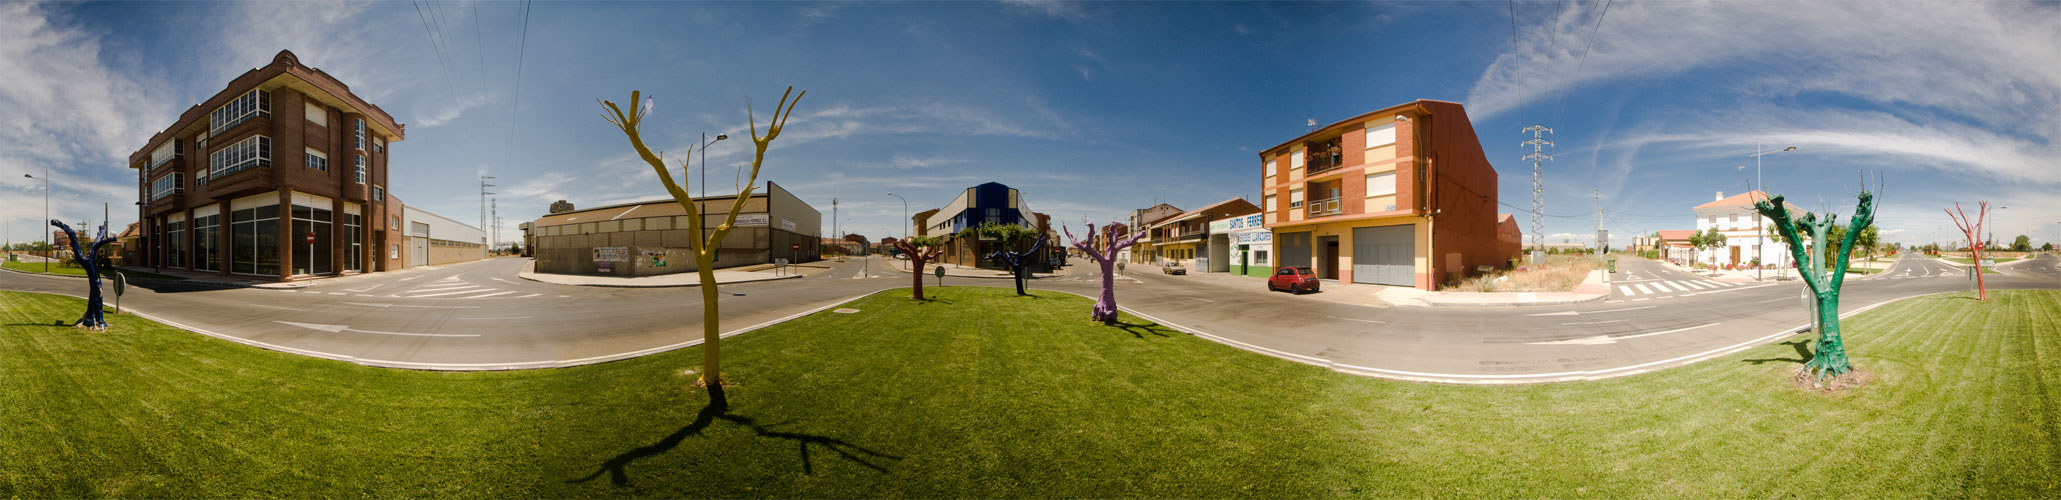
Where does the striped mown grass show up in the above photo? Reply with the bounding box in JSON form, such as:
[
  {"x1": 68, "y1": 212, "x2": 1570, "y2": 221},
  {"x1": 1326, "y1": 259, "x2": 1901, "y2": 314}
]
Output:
[{"x1": 1, "y1": 288, "x2": 2055, "y2": 498}]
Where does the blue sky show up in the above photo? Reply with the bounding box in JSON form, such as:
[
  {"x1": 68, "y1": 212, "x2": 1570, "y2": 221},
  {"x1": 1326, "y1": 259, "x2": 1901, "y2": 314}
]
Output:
[{"x1": 4, "y1": 1, "x2": 2058, "y2": 249}]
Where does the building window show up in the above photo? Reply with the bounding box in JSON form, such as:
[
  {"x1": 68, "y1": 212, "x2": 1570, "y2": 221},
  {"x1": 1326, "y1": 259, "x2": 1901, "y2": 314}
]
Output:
[
  {"x1": 166, "y1": 217, "x2": 187, "y2": 269},
  {"x1": 150, "y1": 139, "x2": 182, "y2": 168},
  {"x1": 390, "y1": 244, "x2": 399, "y2": 259},
  {"x1": 1365, "y1": 171, "x2": 1396, "y2": 197},
  {"x1": 354, "y1": 155, "x2": 367, "y2": 183},
  {"x1": 208, "y1": 135, "x2": 272, "y2": 180},
  {"x1": 373, "y1": 185, "x2": 385, "y2": 201},
  {"x1": 195, "y1": 212, "x2": 220, "y2": 272},
  {"x1": 985, "y1": 208, "x2": 1001, "y2": 225},
  {"x1": 354, "y1": 119, "x2": 367, "y2": 151},
  {"x1": 1264, "y1": 155, "x2": 1276, "y2": 177},
  {"x1": 1290, "y1": 189, "x2": 1304, "y2": 209},
  {"x1": 1364, "y1": 121, "x2": 1397, "y2": 148},
  {"x1": 1264, "y1": 195, "x2": 1277, "y2": 213},
  {"x1": 231, "y1": 203, "x2": 281, "y2": 275},
  {"x1": 304, "y1": 148, "x2": 328, "y2": 172},
  {"x1": 1728, "y1": 214, "x2": 1738, "y2": 227},
  {"x1": 209, "y1": 89, "x2": 271, "y2": 136},
  {"x1": 150, "y1": 172, "x2": 184, "y2": 202},
  {"x1": 1291, "y1": 147, "x2": 1305, "y2": 170},
  {"x1": 375, "y1": 137, "x2": 386, "y2": 155},
  {"x1": 292, "y1": 201, "x2": 334, "y2": 275}
]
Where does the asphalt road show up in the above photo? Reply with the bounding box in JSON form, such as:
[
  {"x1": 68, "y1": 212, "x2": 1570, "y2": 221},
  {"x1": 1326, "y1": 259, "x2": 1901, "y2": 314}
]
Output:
[{"x1": 3, "y1": 252, "x2": 2053, "y2": 382}]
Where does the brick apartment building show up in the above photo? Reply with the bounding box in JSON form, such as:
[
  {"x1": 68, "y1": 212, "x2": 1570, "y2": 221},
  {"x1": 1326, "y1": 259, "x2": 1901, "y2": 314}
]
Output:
[
  {"x1": 128, "y1": 50, "x2": 407, "y2": 280},
  {"x1": 1259, "y1": 100, "x2": 1514, "y2": 290}
]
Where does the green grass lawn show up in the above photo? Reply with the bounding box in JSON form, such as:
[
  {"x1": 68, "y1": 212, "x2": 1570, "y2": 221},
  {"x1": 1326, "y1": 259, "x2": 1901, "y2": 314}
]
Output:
[
  {"x1": 3, "y1": 261, "x2": 185, "y2": 280},
  {"x1": 4, "y1": 287, "x2": 2058, "y2": 498}
]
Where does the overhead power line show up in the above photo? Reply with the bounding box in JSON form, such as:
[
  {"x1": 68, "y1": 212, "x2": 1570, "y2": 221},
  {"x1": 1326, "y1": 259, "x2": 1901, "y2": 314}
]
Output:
[
  {"x1": 1552, "y1": 0, "x2": 1613, "y2": 133},
  {"x1": 410, "y1": 0, "x2": 460, "y2": 98}
]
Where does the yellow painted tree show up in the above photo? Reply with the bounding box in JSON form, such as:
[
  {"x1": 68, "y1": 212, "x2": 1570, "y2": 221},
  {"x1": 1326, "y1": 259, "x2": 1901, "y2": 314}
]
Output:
[{"x1": 600, "y1": 88, "x2": 804, "y2": 393}]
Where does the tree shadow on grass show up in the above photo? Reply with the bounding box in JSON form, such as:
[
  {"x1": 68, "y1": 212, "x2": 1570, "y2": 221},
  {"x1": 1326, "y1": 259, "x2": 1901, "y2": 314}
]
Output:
[
  {"x1": 1109, "y1": 321, "x2": 1171, "y2": 339},
  {"x1": 913, "y1": 297, "x2": 954, "y2": 305},
  {"x1": 570, "y1": 386, "x2": 900, "y2": 487},
  {"x1": 1743, "y1": 339, "x2": 1814, "y2": 365}
]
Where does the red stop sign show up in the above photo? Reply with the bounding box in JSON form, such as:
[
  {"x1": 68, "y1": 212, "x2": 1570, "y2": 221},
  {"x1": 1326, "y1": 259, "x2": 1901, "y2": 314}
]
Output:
[
  {"x1": 305, "y1": 232, "x2": 316, "y2": 244},
  {"x1": 791, "y1": 243, "x2": 801, "y2": 251}
]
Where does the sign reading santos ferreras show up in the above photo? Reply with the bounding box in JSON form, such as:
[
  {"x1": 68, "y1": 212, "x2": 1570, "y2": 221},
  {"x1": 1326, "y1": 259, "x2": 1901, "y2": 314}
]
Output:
[{"x1": 593, "y1": 246, "x2": 629, "y2": 262}]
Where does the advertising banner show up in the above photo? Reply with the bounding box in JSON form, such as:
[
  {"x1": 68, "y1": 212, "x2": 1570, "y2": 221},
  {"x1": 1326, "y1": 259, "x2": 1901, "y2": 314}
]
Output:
[{"x1": 736, "y1": 214, "x2": 770, "y2": 227}]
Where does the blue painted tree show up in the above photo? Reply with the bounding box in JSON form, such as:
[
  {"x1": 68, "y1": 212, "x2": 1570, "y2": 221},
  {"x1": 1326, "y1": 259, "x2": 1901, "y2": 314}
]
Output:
[
  {"x1": 50, "y1": 220, "x2": 117, "y2": 330},
  {"x1": 1063, "y1": 222, "x2": 1144, "y2": 324},
  {"x1": 970, "y1": 222, "x2": 1046, "y2": 296}
]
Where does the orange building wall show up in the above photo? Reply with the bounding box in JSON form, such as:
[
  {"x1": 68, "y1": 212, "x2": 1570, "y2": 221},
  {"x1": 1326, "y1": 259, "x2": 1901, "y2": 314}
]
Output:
[{"x1": 1420, "y1": 101, "x2": 1502, "y2": 287}]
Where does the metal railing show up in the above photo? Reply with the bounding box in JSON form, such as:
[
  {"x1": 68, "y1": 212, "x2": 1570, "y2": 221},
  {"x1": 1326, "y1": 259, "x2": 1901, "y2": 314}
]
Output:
[
  {"x1": 1307, "y1": 197, "x2": 1341, "y2": 217},
  {"x1": 1306, "y1": 153, "x2": 1344, "y2": 175}
]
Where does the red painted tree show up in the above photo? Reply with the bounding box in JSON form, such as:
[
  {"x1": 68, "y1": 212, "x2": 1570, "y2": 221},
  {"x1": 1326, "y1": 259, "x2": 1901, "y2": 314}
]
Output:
[
  {"x1": 1945, "y1": 202, "x2": 1990, "y2": 301},
  {"x1": 893, "y1": 235, "x2": 948, "y2": 300}
]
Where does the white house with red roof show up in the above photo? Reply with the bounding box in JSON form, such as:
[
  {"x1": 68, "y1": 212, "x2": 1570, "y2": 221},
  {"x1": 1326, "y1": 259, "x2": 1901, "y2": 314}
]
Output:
[{"x1": 1693, "y1": 190, "x2": 1805, "y2": 269}]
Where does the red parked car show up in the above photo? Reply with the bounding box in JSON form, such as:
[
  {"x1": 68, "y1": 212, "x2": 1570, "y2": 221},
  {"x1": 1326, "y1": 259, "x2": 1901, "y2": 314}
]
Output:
[{"x1": 1267, "y1": 266, "x2": 1320, "y2": 294}]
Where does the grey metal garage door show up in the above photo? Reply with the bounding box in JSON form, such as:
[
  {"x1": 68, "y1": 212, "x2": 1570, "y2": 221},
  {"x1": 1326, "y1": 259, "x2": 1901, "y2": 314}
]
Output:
[{"x1": 1352, "y1": 225, "x2": 1413, "y2": 286}]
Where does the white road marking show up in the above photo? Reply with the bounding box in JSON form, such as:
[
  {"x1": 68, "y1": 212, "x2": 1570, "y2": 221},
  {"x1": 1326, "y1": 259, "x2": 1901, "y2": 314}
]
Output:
[
  {"x1": 458, "y1": 316, "x2": 532, "y2": 320},
  {"x1": 1759, "y1": 297, "x2": 1788, "y2": 303},
  {"x1": 247, "y1": 304, "x2": 301, "y2": 311},
  {"x1": 340, "y1": 302, "x2": 479, "y2": 309},
  {"x1": 342, "y1": 285, "x2": 381, "y2": 293},
  {"x1": 1530, "y1": 335, "x2": 1617, "y2": 345},
  {"x1": 516, "y1": 293, "x2": 540, "y2": 298},
  {"x1": 407, "y1": 288, "x2": 492, "y2": 298},
  {"x1": 1525, "y1": 311, "x2": 1581, "y2": 317},
  {"x1": 1612, "y1": 322, "x2": 1721, "y2": 340},
  {"x1": 327, "y1": 292, "x2": 345, "y2": 295},
  {"x1": 1634, "y1": 284, "x2": 1655, "y2": 295},
  {"x1": 409, "y1": 284, "x2": 479, "y2": 292},
  {"x1": 461, "y1": 291, "x2": 514, "y2": 299},
  {"x1": 1563, "y1": 319, "x2": 1627, "y2": 325},
  {"x1": 1590, "y1": 306, "x2": 1656, "y2": 313},
  {"x1": 1325, "y1": 316, "x2": 1386, "y2": 324},
  {"x1": 491, "y1": 277, "x2": 516, "y2": 284},
  {"x1": 1617, "y1": 285, "x2": 1633, "y2": 296},
  {"x1": 276, "y1": 321, "x2": 480, "y2": 338},
  {"x1": 1633, "y1": 298, "x2": 1649, "y2": 301},
  {"x1": 400, "y1": 276, "x2": 420, "y2": 281},
  {"x1": 1665, "y1": 281, "x2": 1693, "y2": 292}
]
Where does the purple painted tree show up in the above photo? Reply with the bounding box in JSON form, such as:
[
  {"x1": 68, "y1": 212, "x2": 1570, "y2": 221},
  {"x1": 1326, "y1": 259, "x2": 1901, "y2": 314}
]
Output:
[
  {"x1": 893, "y1": 236, "x2": 948, "y2": 300},
  {"x1": 50, "y1": 220, "x2": 117, "y2": 330},
  {"x1": 1064, "y1": 222, "x2": 1144, "y2": 324}
]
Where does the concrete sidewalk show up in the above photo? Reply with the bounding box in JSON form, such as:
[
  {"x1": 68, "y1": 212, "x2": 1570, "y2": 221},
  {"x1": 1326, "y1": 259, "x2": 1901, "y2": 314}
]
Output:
[
  {"x1": 516, "y1": 260, "x2": 812, "y2": 287},
  {"x1": 1414, "y1": 270, "x2": 1609, "y2": 307},
  {"x1": 886, "y1": 260, "x2": 1071, "y2": 279}
]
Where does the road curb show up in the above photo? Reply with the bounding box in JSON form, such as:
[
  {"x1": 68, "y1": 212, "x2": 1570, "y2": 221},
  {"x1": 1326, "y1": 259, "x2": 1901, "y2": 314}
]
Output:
[
  {"x1": 1424, "y1": 292, "x2": 1608, "y2": 308},
  {"x1": 514, "y1": 271, "x2": 805, "y2": 288},
  {"x1": 1, "y1": 266, "x2": 246, "y2": 288}
]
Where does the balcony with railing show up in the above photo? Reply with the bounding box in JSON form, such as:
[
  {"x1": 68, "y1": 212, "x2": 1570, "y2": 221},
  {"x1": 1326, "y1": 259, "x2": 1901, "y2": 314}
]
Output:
[{"x1": 1306, "y1": 196, "x2": 1342, "y2": 217}]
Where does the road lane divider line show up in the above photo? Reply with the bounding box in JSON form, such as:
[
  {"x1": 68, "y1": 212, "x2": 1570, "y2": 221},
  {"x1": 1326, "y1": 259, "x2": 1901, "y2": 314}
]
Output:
[{"x1": 1611, "y1": 322, "x2": 1720, "y2": 340}]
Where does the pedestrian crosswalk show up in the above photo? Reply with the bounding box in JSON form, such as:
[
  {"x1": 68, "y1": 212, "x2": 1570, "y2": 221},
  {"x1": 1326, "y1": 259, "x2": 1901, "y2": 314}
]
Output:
[
  {"x1": 1615, "y1": 278, "x2": 1740, "y2": 297},
  {"x1": 394, "y1": 276, "x2": 540, "y2": 300}
]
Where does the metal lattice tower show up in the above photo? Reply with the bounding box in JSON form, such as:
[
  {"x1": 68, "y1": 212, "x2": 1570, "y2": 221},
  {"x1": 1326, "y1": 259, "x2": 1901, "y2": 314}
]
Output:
[{"x1": 1522, "y1": 125, "x2": 1554, "y2": 263}]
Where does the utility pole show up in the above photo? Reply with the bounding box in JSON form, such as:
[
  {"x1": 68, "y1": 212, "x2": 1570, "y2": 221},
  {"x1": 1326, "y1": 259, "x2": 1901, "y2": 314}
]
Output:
[
  {"x1": 479, "y1": 175, "x2": 495, "y2": 237},
  {"x1": 831, "y1": 197, "x2": 839, "y2": 259},
  {"x1": 1522, "y1": 125, "x2": 1553, "y2": 265},
  {"x1": 1594, "y1": 190, "x2": 1608, "y2": 283},
  {"x1": 490, "y1": 198, "x2": 499, "y2": 252}
]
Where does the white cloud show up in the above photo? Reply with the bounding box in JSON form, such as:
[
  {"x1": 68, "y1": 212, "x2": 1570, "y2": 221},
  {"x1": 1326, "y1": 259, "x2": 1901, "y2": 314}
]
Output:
[
  {"x1": 0, "y1": 3, "x2": 185, "y2": 239},
  {"x1": 800, "y1": 3, "x2": 845, "y2": 28},
  {"x1": 1000, "y1": 0, "x2": 1090, "y2": 22},
  {"x1": 413, "y1": 93, "x2": 492, "y2": 128}
]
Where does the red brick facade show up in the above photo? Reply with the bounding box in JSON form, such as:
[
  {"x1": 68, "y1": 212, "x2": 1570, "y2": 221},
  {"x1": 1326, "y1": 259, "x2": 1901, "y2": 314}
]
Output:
[{"x1": 128, "y1": 50, "x2": 405, "y2": 281}]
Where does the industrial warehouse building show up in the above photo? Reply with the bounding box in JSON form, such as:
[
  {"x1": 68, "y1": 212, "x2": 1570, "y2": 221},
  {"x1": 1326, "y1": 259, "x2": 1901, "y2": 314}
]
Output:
[{"x1": 527, "y1": 182, "x2": 822, "y2": 276}]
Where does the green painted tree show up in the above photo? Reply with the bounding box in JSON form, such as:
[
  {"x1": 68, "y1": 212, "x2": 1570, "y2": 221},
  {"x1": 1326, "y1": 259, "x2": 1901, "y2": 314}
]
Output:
[
  {"x1": 600, "y1": 87, "x2": 805, "y2": 394},
  {"x1": 2012, "y1": 234, "x2": 2032, "y2": 252},
  {"x1": 1754, "y1": 189, "x2": 1877, "y2": 380}
]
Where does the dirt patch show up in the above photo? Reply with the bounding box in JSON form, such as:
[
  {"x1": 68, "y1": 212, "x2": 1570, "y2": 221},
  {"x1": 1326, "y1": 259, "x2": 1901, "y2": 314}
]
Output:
[
  {"x1": 1449, "y1": 254, "x2": 1598, "y2": 292},
  {"x1": 1792, "y1": 366, "x2": 1873, "y2": 392}
]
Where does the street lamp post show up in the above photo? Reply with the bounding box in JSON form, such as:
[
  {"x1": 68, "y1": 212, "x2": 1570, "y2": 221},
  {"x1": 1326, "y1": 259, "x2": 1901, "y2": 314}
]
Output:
[
  {"x1": 886, "y1": 192, "x2": 909, "y2": 240},
  {"x1": 699, "y1": 132, "x2": 728, "y2": 200},
  {"x1": 1749, "y1": 142, "x2": 1797, "y2": 280},
  {"x1": 25, "y1": 170, "x2": 49, "y2": 273}
]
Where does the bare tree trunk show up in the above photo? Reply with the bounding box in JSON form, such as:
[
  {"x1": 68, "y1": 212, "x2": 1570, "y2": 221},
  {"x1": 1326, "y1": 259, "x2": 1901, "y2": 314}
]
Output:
[{"x1": 698, "y1": 253, "x2": 721, "y2": 387}]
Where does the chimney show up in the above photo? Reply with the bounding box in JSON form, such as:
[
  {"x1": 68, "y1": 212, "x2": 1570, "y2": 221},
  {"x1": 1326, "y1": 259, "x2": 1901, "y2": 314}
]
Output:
[{"x1": 1715, "y1": 191, "x2": 1725, "y2": 202}]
